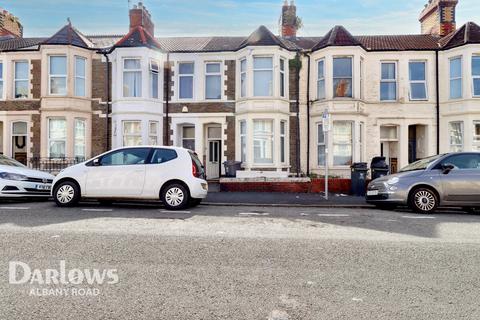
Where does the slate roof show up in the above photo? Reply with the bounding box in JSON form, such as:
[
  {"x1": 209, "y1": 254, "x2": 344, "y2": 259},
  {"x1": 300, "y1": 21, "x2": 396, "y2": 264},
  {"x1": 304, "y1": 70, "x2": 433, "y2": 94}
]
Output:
[
  {"x1": 312, "y1": 26, "x2": 360, "y2": 51},
  {"x1": 43, "y1": 23, "x2": 94, "y2": 48},
  {"x1": 440, "y1": 22, "x2": 480, "y2": 49},
  {"x1": 238, "y1": 25, "x2": 288, "y2": 50},
  {"x1": 356, "y1": 35, "x2": 440, "y2": 51},
  {"x1": 113, "y1": 25, "x2": 162, "y2": 50}
]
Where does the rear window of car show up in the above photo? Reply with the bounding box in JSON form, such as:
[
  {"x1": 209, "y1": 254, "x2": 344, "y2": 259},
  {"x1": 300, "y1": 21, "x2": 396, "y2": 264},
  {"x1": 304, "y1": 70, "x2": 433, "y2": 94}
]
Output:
[
  {"x1": 150, "y1": 149, "x2": 178, "y2": 164},
  {"x1": 189, "y1": 151, "x2": 205, "y2": 178}
]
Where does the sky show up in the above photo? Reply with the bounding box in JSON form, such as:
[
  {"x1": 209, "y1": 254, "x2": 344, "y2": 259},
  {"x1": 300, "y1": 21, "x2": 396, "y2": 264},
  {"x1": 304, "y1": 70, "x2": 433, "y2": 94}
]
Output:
[{"x1": 2, "y1": 0, "x2": 480, "y2": 38}]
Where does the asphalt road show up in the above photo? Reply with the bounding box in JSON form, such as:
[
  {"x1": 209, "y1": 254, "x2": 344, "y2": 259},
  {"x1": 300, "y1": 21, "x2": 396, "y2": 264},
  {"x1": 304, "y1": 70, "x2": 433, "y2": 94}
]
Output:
[{"x1": 1, "y1": 200, "x2": 480, "y2": 319}]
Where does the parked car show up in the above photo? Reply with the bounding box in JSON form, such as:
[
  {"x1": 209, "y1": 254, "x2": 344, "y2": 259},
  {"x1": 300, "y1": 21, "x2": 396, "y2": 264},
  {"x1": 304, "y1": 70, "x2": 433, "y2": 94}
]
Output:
[
  {"x1": 52, "y1": 146, "x2": 208, "y2": 210},
  {"x1": 366, "y1": 152, "x2": 480, "y2": 214},
  {"x1": 0, "y1": 154, "x2": 54, "y2": 198}
]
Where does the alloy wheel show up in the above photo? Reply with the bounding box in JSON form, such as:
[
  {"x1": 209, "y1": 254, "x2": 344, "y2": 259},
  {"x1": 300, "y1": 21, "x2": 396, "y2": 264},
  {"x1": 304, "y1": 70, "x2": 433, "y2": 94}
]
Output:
[
  {"x1": 56, "y1": 185, "x2": 75, "y2": 204},
  {"x1": 165, "y1": 187, "x2": 185, "y2": 207},
  {"x1": 414, "y1": 190, "x2": 436, "y2": 212}
]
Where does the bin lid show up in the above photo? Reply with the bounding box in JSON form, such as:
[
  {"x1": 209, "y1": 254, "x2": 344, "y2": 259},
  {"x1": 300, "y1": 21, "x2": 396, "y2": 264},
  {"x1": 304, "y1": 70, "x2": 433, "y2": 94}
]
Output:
[{"x1": 351, "y1": 162, "x2": 368, "y2": 169}]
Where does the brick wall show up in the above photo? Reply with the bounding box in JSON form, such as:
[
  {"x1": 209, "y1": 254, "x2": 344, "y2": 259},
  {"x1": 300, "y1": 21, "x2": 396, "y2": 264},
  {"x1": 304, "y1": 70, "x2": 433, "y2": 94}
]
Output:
[
  {"x1": 92, "y1": 58, "x2": 110, "y2": 101},
  {"x1": 91, "y1": 103, "x2": 109, "y2": 157},
  {"x1": 31, "y1": 60, "x2": 41, "y2": 99},
  {"x1": 289, "y1": 59, "x2": 299, "y2": 104},
  {"x1": 30, "y1": 114, "x2": 41, "y2": 157},
  {"x1": 289, "y1": 115, "x2": 299, "y2": 174},
  {"x1": 225, "y1": 116, "x2": 235, "y2": 161},
  {"x1": 224, "y1": 60, "x2": 235, "y2": 100},
  {"x1": 0, "y1": 100, "x2": 40, "y2": 111},
  {"x1": 168, "y1": 102, "x2": 234, "y2": 113}
]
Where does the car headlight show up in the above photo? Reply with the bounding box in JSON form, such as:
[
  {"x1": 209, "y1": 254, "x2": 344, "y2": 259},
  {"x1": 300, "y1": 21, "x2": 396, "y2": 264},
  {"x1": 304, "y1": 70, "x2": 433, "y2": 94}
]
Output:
[
  {"x1": 0, "y1": 172, "x2": 28, "y2": 181},
  {"x1": 386, "y1": 177, "x2": 400, "y2": 185}
]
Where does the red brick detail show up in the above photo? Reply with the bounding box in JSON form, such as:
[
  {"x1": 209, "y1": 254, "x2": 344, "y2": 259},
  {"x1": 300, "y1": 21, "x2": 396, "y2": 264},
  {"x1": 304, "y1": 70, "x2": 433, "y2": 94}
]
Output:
[
  {"x1": 220, "y1": 179, "x2": 355, "y2": 194},
  {"x1": 31, "y1": 60, "x2": 41, "y2": 99},
  {"x1": 30, "y1": 114, "x2": 41, "y2": 157},
  {"x1": 224, "y1": 60, "x2": 236, "y2": 100},
  {"x1": 225, "y1": 116, "x2": 235, "y2": 161}
]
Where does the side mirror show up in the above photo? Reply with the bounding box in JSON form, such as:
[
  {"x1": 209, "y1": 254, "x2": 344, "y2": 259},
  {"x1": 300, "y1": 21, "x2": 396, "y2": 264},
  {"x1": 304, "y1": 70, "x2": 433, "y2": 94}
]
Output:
[
  {"x1": 92, "y1": 158, "x2": 101, "y2": 167},
  {"x1": 441, "y1": 163, "x2": 455, "y2": 174}
]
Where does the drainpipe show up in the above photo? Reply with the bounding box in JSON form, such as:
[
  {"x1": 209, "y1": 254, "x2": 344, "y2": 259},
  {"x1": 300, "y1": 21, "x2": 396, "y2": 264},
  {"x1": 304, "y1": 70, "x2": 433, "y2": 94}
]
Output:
[
  {"x1": 435, "y1": 50, "x2": 440, "y2": 155},
  {"x1": 306, "y1": 52, "x2": 311, "y2": 176},
  {"x1": 295, "y1": 52, "x2": 301, "y2": 177},
  {"x1": 165, "y1": 53, "x2": 170, "y2": 146},
  {"x1": 103, "y1": 52, "x2": 111, "y2": 150}
]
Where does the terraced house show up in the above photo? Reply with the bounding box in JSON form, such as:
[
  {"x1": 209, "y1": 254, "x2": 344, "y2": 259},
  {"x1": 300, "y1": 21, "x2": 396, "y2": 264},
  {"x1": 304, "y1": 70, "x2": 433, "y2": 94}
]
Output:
[{"x1": 0, "y1": 0, "x2": 479, "y2": 181}]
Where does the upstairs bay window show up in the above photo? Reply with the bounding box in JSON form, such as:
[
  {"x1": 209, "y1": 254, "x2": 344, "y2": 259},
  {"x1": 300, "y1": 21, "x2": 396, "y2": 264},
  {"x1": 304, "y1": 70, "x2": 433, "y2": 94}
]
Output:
[
  {"x1": 450, "y1": 57, "x2": 462, "y2": 99},
  {"x1": 317, "y1": 59, "x2": 325, "y2": 100},
  {"x1": 333, "y1": 121, "x2": 353, "y2": 166},
  {"x1": 409, "y1": 61, "x2": 427, "y2": 100},
  {"x1": 123, "y1": 121, "x2": 142, "y2": 146},
  {"x1": 333, "y1": 57, "x2": 352, "y2": 98},
  {"x1": 179, "y1": 62, "x2": 194, "y2": 99},
  {"x1": 48, "y1": 118, "x2": 66, "y2": 158},
  {"x1": 123, "y1": 59, "x2": 142, "y2": 97},
  {"x1": 150, "y1": 60, "x2": 159, "y2": 99},
  {"x1": 240, "y1": 58, "x2": 247, "y2": 98},
  {"x1": 380, "y1": 62, "x2": 397, "y2": 101},
  {"x1": 473, "y1": 56, "x2": 480, "y2": 97},
  {"x1": 49, "y1": 56, "x2": 67, "y2": 95},
  {"x1": 14, "y1": 61, "x2": 29, "y2": 99},
  {"x1": 0, "y1": 62, "x2": 3, "y2": 98},
  {"x1": 253, "y1": 57, "x2": 273, "y2": 97},
  {"x1": 253, "y1": 119, "x2": 273, "y2": 164},
  {"x1": 449, "y1": 121, "x2": 463, "y2": 152},
  {"x1": 74, "y1": 119, "x2": 86, "y2": 160},
  {"x1": 280, "y1": 59, "x2": 286, "y2": 98},
  {"x1": 75, "y1": 56, "x2": 86, "y2": 97},
  {"x1": 205, "y1": 62, "x2": 221, "y2": 100}
]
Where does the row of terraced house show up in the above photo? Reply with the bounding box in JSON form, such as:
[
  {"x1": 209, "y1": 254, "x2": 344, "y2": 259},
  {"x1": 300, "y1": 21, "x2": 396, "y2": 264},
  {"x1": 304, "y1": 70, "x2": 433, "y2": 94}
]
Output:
[{"x1": 0, "y1": 0, "x2": 479, "y2": 180}]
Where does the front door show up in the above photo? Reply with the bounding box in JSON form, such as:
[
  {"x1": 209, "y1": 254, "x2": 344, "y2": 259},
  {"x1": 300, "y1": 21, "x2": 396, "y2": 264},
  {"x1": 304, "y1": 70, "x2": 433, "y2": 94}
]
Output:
[
  {"x1": 207, "y1": 140, "x2": 221, "y2": 179},
  {"x1": 12, "y1": 122, "x2": 28, "y2": 165}
]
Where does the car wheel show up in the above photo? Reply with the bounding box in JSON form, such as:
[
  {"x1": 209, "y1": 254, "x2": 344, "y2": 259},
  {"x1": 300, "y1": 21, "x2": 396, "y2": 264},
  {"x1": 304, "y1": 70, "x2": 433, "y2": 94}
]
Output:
[
  {"x1": 409, "y1": 188, "x2": 438, "y2": 214},
  {"x1": 189, "y1": 198, "x2": 202, "y2": 208},
  {"x1": 161, "y1": 183, "x2": 189, "y2": 211},
  {"x1": 54, "y1": 181, "x2": 80, "y2": 207},
  {"x1": 375, "y1": 204, "x2": 397, "y2": 211}
]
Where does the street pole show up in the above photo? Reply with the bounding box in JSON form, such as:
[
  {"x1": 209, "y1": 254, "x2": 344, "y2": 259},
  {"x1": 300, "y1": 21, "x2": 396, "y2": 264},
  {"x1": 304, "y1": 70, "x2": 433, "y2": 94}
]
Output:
[{"x1": 322, "y1": 109, "x2": 330, "y2": 201}]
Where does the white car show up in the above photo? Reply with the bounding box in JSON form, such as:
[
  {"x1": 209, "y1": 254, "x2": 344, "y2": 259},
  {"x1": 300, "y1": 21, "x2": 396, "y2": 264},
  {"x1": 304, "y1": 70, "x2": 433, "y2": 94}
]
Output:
[
  {"x1": 52, "y1": 146, "x2": 208, "y2": 210},
  {"x1": 0, "y1": 155, "x2": 54, "y2": 198}
]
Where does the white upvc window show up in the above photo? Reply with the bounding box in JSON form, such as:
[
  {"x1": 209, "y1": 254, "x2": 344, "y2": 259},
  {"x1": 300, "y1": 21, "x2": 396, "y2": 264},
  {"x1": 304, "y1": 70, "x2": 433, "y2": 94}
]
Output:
[
  {"x1": 333, "y1": 121, "x2": 353, "y2": 166},
  {"x1": 240, "y1": 120, "x2": 247, "y2": 163},
  {"x1": 74, "y1": 118, "x2": 86, "y2": 160},
  {"x1": 123, "y1": 58, "x2": 142, "y2": 98},
  {"x1": 317, "y1": 123, "x2": 325, "y2": 166},
  {"x1": 49, "y1": 56, "x2": 67, "y2": 95},
  {"x1": 240, "y1": 58, "x2": 247, "y2": 98},
  {"x1": 474, "y1": 121, "x2": 480, "y2": 151},
  {"x1": 14, "y1": 60, "x2": 29, "y2": 99},
  {"x1": 253, "y1": 119, "x2": 274, "y2": 164},
  {"x1": 179, "y1": 62, "x2": 194, "y2": 99},
  {"x1": 409, "y1": 61, "x2": 428, "y2": 100},
  {"x1": 280, "y1": 120, "x2": 287, "y2": 163},
  {"x1": 450, "y1": 56, "x2": 462, "y2": 99},
  {"x1": 473, "y1": 56, "x2": 480, "y2": 97},
  {"x1": 150, "y1": 60, "x2": 159, "y2": 99},
  {"x1": 123, "y1": 121, "x2": 142, "y2": 146},
  {"x1": 380, "y1": 62, "x2": 397, "y2": 101},
  {"x1": 48, "y1": 118, "x2": 66, "y2": 158},
  {"x1": 333, "y1": 57, "x2": 353, "y2": 98},
  {"x1": 149, "y1": 121, "x2": 159, "y2": 145},
  {"x1": 253, "y1": 57, "x2": 273, "y2": 97},
  {"x1": 0, "y1": 61, "x2": 3, "y2": 99},
  {"x1": 279, "y1": 58, "x2": 286, "y2": 98},
  {"x1": 182, "y1": 126, "x2": 195, "y2": 151},
  {"x1": 205, "y1": 62, "x2": 222, "y2": 100},
  {"x1": 449, "y1": 121, "x2": 464, "y2": 152},
  {"x1": 317, "y1": 59, "x2": 325, "y2": 100},
  {"x1": 74, "y1": 56, "x2": 86, "y2": 97}
]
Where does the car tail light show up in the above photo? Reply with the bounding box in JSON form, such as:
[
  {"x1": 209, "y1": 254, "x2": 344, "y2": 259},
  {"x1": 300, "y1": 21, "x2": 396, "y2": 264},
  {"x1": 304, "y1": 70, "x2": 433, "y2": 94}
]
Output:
[{"x1": 192, "y1": 161, "x2": 200, "y2": 178}]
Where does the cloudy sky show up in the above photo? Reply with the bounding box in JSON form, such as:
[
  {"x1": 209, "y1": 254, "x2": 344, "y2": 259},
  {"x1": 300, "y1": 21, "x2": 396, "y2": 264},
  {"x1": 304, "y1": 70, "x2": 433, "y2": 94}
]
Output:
[{"x1": 2, "y1": 0, "x2": 480, "y2": 37}]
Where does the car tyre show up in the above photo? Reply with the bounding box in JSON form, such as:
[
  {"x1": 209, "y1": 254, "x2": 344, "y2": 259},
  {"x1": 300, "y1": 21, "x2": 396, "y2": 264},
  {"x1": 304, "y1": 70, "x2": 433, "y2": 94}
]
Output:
[
  {"x1": 409, "y1": 187, "x2": 438, "y2": 214},
  {"x1": 189, "y1": 198, "x2": 202, "y2": 208},
  {"x1": 161, "y1": 183, "x2": 189, "y2": 211},
  {"x1": 54, "y1": 181, "x2": 80, "y2": 207}
]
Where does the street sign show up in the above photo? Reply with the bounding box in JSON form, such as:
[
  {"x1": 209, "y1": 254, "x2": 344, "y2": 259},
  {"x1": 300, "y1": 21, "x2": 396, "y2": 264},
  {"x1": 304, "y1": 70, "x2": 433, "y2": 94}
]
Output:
[{"x1": 322, "y1": 109, "x2": 330, "y2": 132}]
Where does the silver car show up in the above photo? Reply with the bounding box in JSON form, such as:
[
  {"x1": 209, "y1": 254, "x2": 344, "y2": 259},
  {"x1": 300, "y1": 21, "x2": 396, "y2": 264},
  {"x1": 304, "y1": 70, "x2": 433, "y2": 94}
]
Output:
[{"x1": 366, "y1": 152, "x2": 480, "y2": 214}]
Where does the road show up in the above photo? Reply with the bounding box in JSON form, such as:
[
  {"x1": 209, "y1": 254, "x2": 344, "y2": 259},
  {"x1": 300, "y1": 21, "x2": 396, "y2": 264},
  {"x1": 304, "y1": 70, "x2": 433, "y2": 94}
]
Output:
[{"x1": 1, "y1": 200, "x2": 480, "y2": 319}]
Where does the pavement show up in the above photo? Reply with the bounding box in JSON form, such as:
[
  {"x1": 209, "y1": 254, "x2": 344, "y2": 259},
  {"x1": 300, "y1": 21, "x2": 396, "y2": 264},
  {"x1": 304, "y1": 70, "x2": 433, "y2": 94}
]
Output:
[{"x1": 1, "y1": 200, "x2": 480, "y2": 319}]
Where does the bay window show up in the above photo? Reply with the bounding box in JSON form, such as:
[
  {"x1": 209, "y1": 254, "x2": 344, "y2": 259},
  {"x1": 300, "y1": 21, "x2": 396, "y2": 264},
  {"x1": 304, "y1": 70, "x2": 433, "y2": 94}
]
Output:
[
  {"x1": 123, "y1": 121, "x2": 142, "y2": 146},
  {"x1": 182, "y1": 126, "x2": 195, "y2": 150},
  {"x1": 179, "y1": 62, "x2": 194, "y2": 99},
  {"x1": 280, "y1": 59, "x2": 286, "y2": 98},
  {"x1": 449, "y1": 121, "x2": 463, "y2": 152},
  {"x1": 450, "y1": 57, "x2": 462, "y2": 99},
  {"x1": 74, "y1": 119, "x2": 86, "y2": 160},
  {"x1": 409, "y1": 61, "x2": 427, "y2": 100},
  {"x1": 149, "y1": 121, "x2": 159, "y2": 145},
  {"x1": 380, "y1": 62, "x2": 397, "y2": 101},
  {"x1": 317, "y1": 124, "x2": 325, "y2": 166},
  {"x1": 14, "y1": 61, "x2": 29, "y2": 99},
  {"x1": 333, "y1": 121, "x2": 353, "y2": 166},
  {"x1": 0, "y1": 62, "x2": 3, "y2": 98},
  {"x1": 317, "y1": 59, "x2": 325, "y2": 100},
  {"x1": 253, "y1": 57, "x2": 273, "y2": 97},
  {"x1": 240, "y1": 58, "x2": 247, "y2": 98},
  {"x1": 474, "y1": 121, "x2": 480, "y2": 151},
  {"x1": 48, "y1": 118, "x2": 66, "y2": 158},
  {"x1": 473, "y1": 56, "x2": 480, "y2": 97},
  {"x1": 253, "y1": 119, "x2": 273, "y2": 164},
  {"x1": 49, "y1": 56, "x2": 67, "y2": 95},
  {"x1": 150, "y1": 60, "x2": 159, "y2": 99},
  {"x1": 240, "y1": 121, "x2": 247, "y2": 163},
  {"x1": 205, "y1": 62, "x2": 221, "y2": 100},
  {"x1": 280, "y1": 121, "x2": 286, "y2": 163},
  {"x1": 75, "y1": 56, "x2": 86, "y2": 97},
  {"x1": 333, "y1": 57, "x2": 353, "y2": 98},
  {"x1": 123, "y1": 58, "x2": 142, "y2": 97}
]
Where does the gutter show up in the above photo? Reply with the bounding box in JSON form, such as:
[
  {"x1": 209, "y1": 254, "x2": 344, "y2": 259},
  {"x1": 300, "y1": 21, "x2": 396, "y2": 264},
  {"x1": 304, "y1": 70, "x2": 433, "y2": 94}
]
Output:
[
  {"x1": 435, "y1": 50, "x2": 440, "y2": 155},
  {"x1": 102, "y1": 52, "x2": 111, "y2": 150},
  {"x1": 306, "y1": 52, "x2": 311, "y2": 176},
  {"x1": 295, "y1": 51, "x2": 301, "y2": 177}
]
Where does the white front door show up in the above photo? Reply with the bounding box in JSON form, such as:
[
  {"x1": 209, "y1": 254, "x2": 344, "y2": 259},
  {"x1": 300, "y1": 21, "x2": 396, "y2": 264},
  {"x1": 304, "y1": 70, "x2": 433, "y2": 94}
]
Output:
[{"x1": 207, "y1": 140, "x2": 221, "y2": 179}]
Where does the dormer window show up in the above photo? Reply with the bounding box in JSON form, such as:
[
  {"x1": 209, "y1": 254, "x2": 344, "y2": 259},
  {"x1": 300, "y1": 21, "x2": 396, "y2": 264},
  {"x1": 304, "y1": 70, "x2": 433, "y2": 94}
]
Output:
[
  {"x1": 49, "y1": 56, "x2": 67, "y2": 95},
  {"x1": 253, "y1": 57, "x2": 273, "y2": 97},
  {"x1": 333, "y1": 57, "x2": 352, "y2": 98},
  {"x1": 179, "y1": 62, "x2": 194, "y2": 99},
  {"x1": 123, "y1": 58, "x2": 142, "y2": 98},
  {"x1": 14, "y1": 60, "x2": 29, "y2": 99}
]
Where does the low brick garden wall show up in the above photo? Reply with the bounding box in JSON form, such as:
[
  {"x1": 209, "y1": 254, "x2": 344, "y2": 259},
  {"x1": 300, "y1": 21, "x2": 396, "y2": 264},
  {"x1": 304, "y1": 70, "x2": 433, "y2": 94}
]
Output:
[{"x1": 220, "y1": 178, "x2": 355, "y2": 194}]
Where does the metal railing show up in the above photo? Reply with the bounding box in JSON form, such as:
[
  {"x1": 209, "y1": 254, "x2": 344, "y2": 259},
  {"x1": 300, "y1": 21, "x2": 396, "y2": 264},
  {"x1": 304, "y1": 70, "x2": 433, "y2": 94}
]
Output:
[{"x1": 28, "y1": 157, "x2": 85, "y2": 173}]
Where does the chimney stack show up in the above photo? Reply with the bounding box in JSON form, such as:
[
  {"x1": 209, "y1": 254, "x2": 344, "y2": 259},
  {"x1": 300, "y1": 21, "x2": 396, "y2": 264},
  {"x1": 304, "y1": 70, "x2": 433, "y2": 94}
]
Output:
[
  {"x1": 419, "y1": 0, "x2": 458, "y2": 36},
  {"x1": 0, "y1": 8, "x2": 23, "y2": 38},
  {"x1": 129, "y1": 2, "x2": 155, "y2": 36},
  {"x1": 280, "y1": 0, "x2": 298, "y2": 38}
]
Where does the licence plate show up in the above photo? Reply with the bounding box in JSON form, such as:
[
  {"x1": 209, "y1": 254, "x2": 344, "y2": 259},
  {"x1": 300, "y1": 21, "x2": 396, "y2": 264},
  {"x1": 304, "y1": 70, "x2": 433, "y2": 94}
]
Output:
[
  {"x1": 367, "y1": 190, "x2": 379, "y2": 196},
  {"x1": 36, "y1": 184, "x2": 51, "y2": 191}
]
